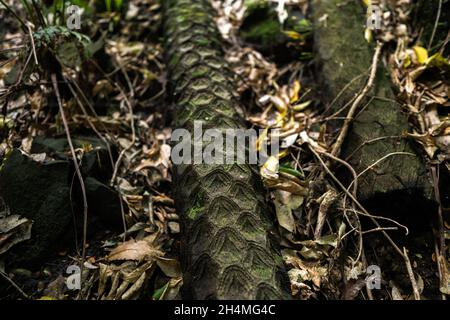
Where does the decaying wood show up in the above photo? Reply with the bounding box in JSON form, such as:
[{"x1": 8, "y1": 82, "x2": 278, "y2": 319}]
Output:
[{"x1": 312, "y1": 0, "x2": 434, "y2": 204}]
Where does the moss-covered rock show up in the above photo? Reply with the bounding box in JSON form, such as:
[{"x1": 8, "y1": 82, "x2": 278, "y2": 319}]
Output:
[
  {"x1": 85, "y1": 176, "x2": 123, "y2": 229},
  {"x1": 0, "y1": 150, "x2": 73, "y2": 266},
  {"x1": 31, "y1": 135, "x2": 114, "y2": 182},
  {"x1": 0, "y1": 136, "x2": 122, "y2": 266}
]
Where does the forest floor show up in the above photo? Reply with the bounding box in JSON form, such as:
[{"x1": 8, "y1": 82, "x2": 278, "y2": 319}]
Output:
[{"x1": 0, "y1": 0, "x2": 449, "y2": 300}]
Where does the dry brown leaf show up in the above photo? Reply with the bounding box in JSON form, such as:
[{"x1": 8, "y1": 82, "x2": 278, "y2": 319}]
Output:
[
  {"x1": 391, "y1": 284, "x2": 404, "y2": 300},
  {"x1": 156, "y1": 257, "x2": 182, "y2": 278},
  {"x1": 108, "y1": 239, "x2": 164, "y2": 262},
  {"x1": 134, "y1": 144, "x2": 171, "y2": 177},
  {"x1": 273, "y1": 190, "x2": 303, "y2": 233},
  {"x1": 0, "y1": 214, "x2": 32, "y2": 255}
]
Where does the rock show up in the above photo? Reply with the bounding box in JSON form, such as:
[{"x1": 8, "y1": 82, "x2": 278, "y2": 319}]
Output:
[
  {"x1": 0, "y1": 150, "x2": 73, "y2": 266},
  {"x1": 31, "y1": 135, "x2": 115, "y2": 182},
  {"x1": 0, "y1": 136, "x2": 122, "y2": 266},
  {"x1": 84, "y1": 177, "x2": 123, "y2": 229}
]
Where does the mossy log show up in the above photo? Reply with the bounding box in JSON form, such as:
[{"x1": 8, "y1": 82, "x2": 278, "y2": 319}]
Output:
[
  {"x1": 163, "y1": 0, "x2": 290, "y2": 299},
  {"x1": 311, "y1": 1, "x2": 434, "y2": 205}
]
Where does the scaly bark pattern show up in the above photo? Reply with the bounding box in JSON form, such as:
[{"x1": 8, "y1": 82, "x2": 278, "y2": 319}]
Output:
[{"x1": 163, "y1": 0, "x2": 290, "y2": 299}]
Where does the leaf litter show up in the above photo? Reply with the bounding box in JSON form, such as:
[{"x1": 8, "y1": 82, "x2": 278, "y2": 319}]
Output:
[{"x1": 0, "y1": 0, "x2": 448, "y2": 300}]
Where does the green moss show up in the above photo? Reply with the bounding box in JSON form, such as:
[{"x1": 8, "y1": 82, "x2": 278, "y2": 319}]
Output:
[
  {"x1": 191, "y1": 68, "x2": 208, "y2": 78},
  {"x1": 253, "y1": 266, "x2": 273, "y2": 280},
  {"x1": 195, "y1": 38, "x2": 210, "y2": 46},
  {"x1": 187, "y1": 206, "x2": 203, "y2": 220},
  {"x1": 192, "y1": 93, "x2": 213, "y2": 106},
  {"x1": 241, "y1": 18, "x2": 281, "y2": 47},
  {"x1": 289, "y1": 18, "x2": 312, "y2": 35},
  {"x1": 0, "y1": 147, "x2": 12, "y2": 171},
  {"x1": 244, "y1": 0, "x2": 267, "y2": 11},
  {"x1": 274, "y1": 254, "x2": 284, "y2": 265},
  {"x1": 169, "y1": 54, "x2": 180, "y2": 67}
]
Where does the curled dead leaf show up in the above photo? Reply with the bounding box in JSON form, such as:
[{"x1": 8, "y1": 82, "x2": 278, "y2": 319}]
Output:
[
  {"x1": 0, "y1": 214, "x2": 32, "y2": 255},
  {"x1": 107, "y1": 239, "x2": 164, "y2": 262},
  {"x1": 273, "y1": 190, "x2": 303, "y2": 233}
]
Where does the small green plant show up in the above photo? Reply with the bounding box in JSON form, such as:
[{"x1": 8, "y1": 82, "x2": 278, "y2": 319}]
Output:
[
  {"x1": 0, "y1": 0, "x2": 95, "y2": 80},
  {"x1": 0, "y1": 0, "x2": 90, "y2": 30},
  {"x1": 104, "y1": 0, "x2": 123, "y2": 12},
  {"x1": 33, "y1": 25, "x2": 90, "y2": 47},
  {"x1": 95, "y1": 0, "x2": 127, "y2": 14}
]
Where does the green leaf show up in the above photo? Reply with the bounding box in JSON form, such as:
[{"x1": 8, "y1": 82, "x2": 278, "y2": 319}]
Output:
[
  {"x1": 114, "y1": 0, "x2": 123, "y2": 10},
  {"x1": 105, "y1": 0, "x2": 112, "y2": 11},
  {"x1": 152, "y1": 282, "x2": 169, "y2": 300},
  {"x1": 427, "y1": 52, "x2": 450, "y2": 69},
  {"x1": 279, "y1": 165, "x2": 304, "y2": 178}
]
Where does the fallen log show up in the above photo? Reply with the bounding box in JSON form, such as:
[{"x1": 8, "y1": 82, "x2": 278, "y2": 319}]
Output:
[
  {"x1": 311, "y1": 1, "x2": 434, "y2": 212},
  {"x1": 162, "y1": 0, "x2": 290, "y2": 299}
]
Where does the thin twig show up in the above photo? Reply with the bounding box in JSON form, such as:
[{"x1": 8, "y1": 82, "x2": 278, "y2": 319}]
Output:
[
  {"x1": 68, "y1": 78, "x2": 114, "y2": 137},
  {"x1": 319, "y1": 151, "x2": 358, "y2": 195},
  {"x1": 431, "y1": 166, "x2": 446, "y2": 259},
  {"x1": 344, "y1": 135, "x2": 401, "y2": 162},
  {"x1": 309, "y1": 141, "x2": 427, "y2": 302},
  {"x1": 325, "y1": 72, "x2": 367, "y2": 116},
  {"x1": 26, "y1": 23, "x2": 38, "y2": 65},
  {"x1": 439, "y1": 30, "x2": 450, "y2": 55},
  {"x1": 51, "y1": 73, "x2": 88, "y2": 286},
  {"x1": 345, "y1": 152, "x2": 415, "y2": 231},
  {"x1": 308, "y1": 142, "x2": 404, "y2": 257},
  {"x1": 90, "y1": 60, "x2": 134, "y2": 239},
  {"x1": 0, "y1": 0, "x2": 27, "y2": 31},
  {"x1": 430, "y1": 166, "x2": 447, "y2": 300},
  {"x1": 403, "y1": 247, "x2": 421, "y2": 300},
  {"x1": 318, "y1": 149, "x2": 363, "y2": 261},
  {"x1": 434, "y1": 242, "x2": 447, "y2": 300},
  {"x1": 343, "y1": 208, "x2": 408, "y2": 234},
  {"x1": 361, "y1": 227, "x2": 398, "y2": 234},
  {"x1": 428, "y1": 0, "x2": 442, "y2": 50},
  {"x1": 64, "y1": 77, "x2": 115, "y2": 170},
  {"x1": 14, "y1": 50, "x2": 33, "y2": 86},
  {"x1": 89, "y1": 60, "x2": 136, "y2": 190},
  {"x1": 0, "y1": 270, "x2": 29, "y2": 299},
  {"x1": 330, "y1": 42, "x2": 383, "y2": 158}
]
